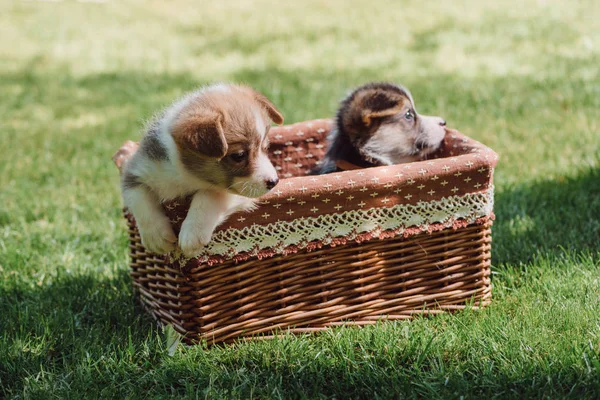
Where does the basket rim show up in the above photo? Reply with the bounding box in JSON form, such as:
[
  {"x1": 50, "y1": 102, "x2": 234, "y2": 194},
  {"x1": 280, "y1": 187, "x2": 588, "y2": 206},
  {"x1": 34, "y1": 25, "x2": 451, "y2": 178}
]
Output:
[{"x1": 116, "y1": 119, "x2": 498, "y2": 265}]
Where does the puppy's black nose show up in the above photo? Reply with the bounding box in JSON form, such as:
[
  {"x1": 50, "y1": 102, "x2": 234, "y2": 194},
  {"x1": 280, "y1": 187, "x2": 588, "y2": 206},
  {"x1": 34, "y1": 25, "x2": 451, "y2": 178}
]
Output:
[
  {"x1": 439, "y1": 119, "x2": 447, "y2": 126},
  {"x1": 265, "y1": 178, "x2": 279, "y2": 190}
]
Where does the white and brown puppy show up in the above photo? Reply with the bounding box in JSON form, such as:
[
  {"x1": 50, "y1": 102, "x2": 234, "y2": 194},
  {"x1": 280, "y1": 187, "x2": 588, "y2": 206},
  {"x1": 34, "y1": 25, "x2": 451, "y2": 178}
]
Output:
[
  {"x1": 316, "y1": 82, "x2": 447, "y2": 174},
  {"x1": 121, "y1": 84, "x2": 283, "y2": 257}
]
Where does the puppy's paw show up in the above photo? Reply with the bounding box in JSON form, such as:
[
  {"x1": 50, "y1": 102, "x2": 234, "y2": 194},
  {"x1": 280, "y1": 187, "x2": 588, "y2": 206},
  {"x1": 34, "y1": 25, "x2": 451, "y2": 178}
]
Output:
[
  {"x1": 138, "y1": 217, "x2": 177, "y2": 254},
  {"x1": 178, "y1": 219, "x2": 214, "y2": 258}
]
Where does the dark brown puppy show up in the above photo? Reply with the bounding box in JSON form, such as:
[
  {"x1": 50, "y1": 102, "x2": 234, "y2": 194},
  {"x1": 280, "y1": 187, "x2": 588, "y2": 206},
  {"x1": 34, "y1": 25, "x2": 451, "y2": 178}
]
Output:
[{"x1": 316, "y1": 83, "x2": 447, "y2": 174}]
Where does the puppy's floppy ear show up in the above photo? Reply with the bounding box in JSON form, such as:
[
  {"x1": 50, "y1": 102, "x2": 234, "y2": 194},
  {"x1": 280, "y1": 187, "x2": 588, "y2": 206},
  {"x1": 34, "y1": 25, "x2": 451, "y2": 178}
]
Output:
[
  {"x1": 250, "y1": 90, "x2": 284, "y2": 125},
  {"x1": 171, "y1": 111, "x2": 228, "y2": 159},
  {"x1": 358, "y1": 89, "x2": 408, "y2": 127}
]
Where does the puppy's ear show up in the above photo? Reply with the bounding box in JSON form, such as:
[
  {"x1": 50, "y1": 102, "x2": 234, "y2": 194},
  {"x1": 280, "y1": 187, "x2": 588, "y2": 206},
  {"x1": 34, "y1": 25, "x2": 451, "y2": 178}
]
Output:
[
  {"x1": 251, "y1": 90, "x2": 284, "y2": 125},
  {"x1": 171, "y1": 111, "x2": 228, "y2": 159},
  {"x1": 358, "y1": 89, "x2": 408, "y2": 127}
]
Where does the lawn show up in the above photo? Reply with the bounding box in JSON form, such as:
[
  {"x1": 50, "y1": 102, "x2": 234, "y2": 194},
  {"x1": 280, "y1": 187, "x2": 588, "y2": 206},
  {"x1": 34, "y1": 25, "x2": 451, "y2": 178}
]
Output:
[{"x1": 1, "y1": 0, "x2": 599, "y2": 398}]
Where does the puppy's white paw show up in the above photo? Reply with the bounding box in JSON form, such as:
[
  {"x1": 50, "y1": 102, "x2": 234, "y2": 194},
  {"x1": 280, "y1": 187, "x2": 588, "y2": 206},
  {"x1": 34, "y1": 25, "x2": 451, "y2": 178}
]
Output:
[
  {"x1": 178, "y1": 219, "x2": 214, "y2": 258},
  {"x1": 138, "y1": 217, "x2": 177, "y2": 255}
]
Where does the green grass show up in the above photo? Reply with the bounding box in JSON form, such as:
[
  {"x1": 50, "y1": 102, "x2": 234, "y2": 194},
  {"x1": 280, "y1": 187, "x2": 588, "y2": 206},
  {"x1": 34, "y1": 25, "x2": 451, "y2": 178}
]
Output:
[{"x1": 1, "y1": 0, "x2": 599, "y2": 398}]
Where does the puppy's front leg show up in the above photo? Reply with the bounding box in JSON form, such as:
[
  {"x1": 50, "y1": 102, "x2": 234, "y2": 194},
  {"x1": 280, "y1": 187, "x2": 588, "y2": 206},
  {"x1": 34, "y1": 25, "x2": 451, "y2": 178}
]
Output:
[
  {"x1": 123, "y1": 185, "x2": 177, "y2": 254},
  {"x1": 179, "y1": 191, "x2": 226, "y2": 258}
]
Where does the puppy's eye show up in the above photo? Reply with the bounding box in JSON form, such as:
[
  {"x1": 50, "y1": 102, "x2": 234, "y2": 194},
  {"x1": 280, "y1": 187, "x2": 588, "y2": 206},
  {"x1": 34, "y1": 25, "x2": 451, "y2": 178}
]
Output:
[
  {"x1": 404, "y1": 111, "x2": 414, "y2": 121},
  {"x1": 229, "y1": 151, "x2": 248, "y2": 163}
]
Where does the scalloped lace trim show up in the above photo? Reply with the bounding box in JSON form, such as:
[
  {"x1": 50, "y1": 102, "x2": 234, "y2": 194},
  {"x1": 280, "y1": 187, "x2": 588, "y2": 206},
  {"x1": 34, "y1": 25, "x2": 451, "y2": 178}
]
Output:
[{"x1": 180, "y1": 188, "x2": 494, "y2": 262}]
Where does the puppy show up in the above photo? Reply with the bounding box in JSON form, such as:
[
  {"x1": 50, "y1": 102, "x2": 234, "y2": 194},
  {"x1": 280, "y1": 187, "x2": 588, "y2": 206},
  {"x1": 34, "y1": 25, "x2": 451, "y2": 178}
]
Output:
[
  {"x1": 120, "y1": 84, "x2": 283, "y2": 257},
  {"x1": 316, "y1": 82, "x2": 447, "y2": 174}
]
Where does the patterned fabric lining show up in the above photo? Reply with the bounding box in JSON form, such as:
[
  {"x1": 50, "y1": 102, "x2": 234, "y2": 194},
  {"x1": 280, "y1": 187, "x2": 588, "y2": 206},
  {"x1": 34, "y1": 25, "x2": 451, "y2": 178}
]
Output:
[{"x1": 164, "y1": 189, "x2": 494, "y2": 266}]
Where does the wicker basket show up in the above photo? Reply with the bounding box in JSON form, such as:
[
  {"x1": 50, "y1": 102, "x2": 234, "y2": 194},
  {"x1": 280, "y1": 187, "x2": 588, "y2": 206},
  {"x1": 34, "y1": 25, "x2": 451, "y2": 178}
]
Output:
[{"x1": 115, "y1": 119, "x2": 497, "y2": 345}]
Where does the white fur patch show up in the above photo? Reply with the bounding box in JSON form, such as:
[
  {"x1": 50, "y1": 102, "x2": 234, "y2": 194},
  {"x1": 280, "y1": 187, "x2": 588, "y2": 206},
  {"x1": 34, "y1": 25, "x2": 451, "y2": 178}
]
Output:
[
  {"x1": 419, "y1": 115, "x2": 446, "y2": 147},
  {"x1": 256, "y1": 151, "x2": 278, "y2": 181},
  {"x1": 122, "y1": 185, "x2": 176, "y2": 254},
  {"x1": 207, "y1": 83, "x2": 232, "y2": 94},
  {"x1": 363, "y1": 124, "x2": 415, "y2": 165},
  {"x1": 253, "y1": 108, "x2": 267, "y2": 139},
  {"x1": 230, "y1": 152, "x2": 277, "y2": 198},
  {"x1": 178, "y1": 191, "x2": 224, "y2": 257}
]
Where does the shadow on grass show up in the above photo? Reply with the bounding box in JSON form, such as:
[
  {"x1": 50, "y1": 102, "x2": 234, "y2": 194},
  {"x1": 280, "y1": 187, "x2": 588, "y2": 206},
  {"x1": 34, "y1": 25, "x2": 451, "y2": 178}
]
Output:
[
  {"x1": 493, "y1": 167, "x2": 600, "y2": 267},
  {"x1": 0, "y1": 268, "x2": 161, "y2": 396}
]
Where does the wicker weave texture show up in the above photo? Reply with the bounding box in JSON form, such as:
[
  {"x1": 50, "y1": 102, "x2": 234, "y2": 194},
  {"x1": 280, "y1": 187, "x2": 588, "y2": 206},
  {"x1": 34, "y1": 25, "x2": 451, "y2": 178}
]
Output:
[
  {"x1": 117, "y1": 120, "x2": 497, "y2": 345},
  {"x1": 127, "y1": 213, "x2": 492, "y2": 344}
]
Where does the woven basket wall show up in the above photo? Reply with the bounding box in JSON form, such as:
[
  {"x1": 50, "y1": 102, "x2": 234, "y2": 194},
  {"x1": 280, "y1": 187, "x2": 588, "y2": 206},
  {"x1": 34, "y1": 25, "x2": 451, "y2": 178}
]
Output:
[{"x1": 116, "y1": 119, "x2": 497, "y2": 345}]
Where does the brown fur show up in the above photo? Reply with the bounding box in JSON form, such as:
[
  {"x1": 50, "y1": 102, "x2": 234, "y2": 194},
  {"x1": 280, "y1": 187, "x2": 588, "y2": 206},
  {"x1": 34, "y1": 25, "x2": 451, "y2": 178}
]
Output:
[
  {"x1": 169, "y1": 85, "x2": 283, "y2": 186},
  {"x1": 340, "y1": 85, "x2": 411, "y2": 146},
  {"x1": 171, "y1": 111, "x2": 227, "y2": 159},
  {"x1": 247, "y1": 89, "x2": 284, "y2": 125}
]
